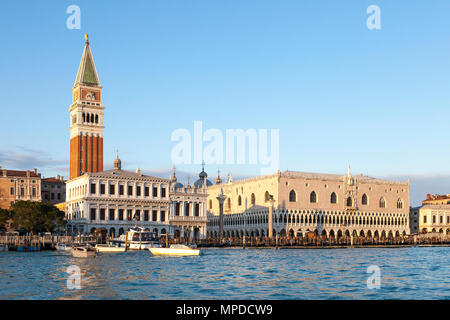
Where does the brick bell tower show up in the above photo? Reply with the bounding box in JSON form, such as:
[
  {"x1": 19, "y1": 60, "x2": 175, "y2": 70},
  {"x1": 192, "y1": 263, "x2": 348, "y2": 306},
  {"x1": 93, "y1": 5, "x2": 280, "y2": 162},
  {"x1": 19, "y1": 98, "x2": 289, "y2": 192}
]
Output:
[{"x1": 69, "y1": 34, "x2": 104, "y2": 179}]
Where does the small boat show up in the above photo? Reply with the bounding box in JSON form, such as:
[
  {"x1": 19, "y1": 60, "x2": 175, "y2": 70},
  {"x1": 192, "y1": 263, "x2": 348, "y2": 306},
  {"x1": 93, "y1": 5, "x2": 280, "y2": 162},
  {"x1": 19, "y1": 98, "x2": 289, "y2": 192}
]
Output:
[
  {"x1": 55, "y1": 243, "x2": 72, "y2": 251},
  {"x1": 95, "y1": 243, "x2": 126, "y2": 253},
  {"x1": 149, "y1": 244, "x2": 201, "y2": 256},
  {"x1": 0, "y1": 244, "x2": 8, "y2": 252},
  {"x1": 72, "y1": 245, "x2": 97, "y2": 258},
  {"x1": 113, "y1": 227, "x2": 160, "y2": 250}
]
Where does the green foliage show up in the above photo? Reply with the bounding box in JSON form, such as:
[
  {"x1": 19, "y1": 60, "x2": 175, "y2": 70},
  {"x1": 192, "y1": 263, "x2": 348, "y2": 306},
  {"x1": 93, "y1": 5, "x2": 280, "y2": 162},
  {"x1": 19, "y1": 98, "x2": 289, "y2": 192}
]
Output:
[
  {"x1": 10, "y1": 201, "x2": 66, "y2": 234},
  {"x1": 0, "y1": 208, "x2": 10, "y2": 230}
]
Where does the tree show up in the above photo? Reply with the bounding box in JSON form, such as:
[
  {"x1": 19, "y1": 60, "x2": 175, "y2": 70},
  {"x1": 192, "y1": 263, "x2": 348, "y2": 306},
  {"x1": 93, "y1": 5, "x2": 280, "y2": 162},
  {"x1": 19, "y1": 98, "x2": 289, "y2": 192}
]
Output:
[
  {"x1": 10, "y1": 201, "x2": 66, "y2": 234},
  {"x1": 0, "y1": 208, "x2": 11, "y2": 231}
]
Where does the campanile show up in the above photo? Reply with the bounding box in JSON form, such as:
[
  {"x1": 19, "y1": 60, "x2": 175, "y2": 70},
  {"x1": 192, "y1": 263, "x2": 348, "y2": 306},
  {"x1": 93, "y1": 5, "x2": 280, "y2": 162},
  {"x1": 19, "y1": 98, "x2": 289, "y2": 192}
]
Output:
[{"x1": 69, "y1": 34, "x2": 104, "y2": 179}]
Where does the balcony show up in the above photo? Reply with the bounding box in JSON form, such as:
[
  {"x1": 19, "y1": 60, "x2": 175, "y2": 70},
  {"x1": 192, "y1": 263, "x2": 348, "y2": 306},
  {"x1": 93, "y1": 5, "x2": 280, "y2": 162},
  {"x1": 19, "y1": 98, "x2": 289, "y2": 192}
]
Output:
[{"x1": 169, "y1": 216, "x2": 207, "y2": 222}]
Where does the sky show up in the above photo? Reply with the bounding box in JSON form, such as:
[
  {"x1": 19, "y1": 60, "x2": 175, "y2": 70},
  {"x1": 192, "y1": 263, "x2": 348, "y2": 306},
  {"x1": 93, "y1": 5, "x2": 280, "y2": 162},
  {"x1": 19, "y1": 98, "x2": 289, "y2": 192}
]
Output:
[{"x1": 1, "y1": 0, "x2": 450, "y2": 206}]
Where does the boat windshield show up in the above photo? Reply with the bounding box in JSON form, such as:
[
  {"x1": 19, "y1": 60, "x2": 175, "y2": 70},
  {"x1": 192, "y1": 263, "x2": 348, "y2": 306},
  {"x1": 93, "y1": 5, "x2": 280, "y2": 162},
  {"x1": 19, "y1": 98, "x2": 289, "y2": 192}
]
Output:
[
  {"x1": 131, "y1": 232, "x2": 156, "y2": 242},
  {"x1": 170, "y1": 244, "x2": 191, "y2": 249}
]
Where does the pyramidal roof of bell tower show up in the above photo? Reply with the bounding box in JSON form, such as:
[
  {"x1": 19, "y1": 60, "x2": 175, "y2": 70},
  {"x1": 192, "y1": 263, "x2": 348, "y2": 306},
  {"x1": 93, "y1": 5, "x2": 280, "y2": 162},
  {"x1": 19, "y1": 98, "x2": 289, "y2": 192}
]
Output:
[{"x1": 74, "y1": 34, "x2": 100, "y2": 87}]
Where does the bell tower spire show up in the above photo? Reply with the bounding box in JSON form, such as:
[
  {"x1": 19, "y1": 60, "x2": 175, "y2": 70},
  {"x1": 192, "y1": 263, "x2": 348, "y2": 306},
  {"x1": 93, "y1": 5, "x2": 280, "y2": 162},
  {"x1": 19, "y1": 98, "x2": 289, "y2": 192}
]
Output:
[{"x1": 69, "y1": 35, "x2": 105, "y2": 179}]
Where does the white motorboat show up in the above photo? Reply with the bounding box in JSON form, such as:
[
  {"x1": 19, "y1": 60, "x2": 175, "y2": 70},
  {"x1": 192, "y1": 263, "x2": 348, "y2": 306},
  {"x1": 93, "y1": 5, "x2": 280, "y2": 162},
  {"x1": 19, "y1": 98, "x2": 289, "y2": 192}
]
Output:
[
  {"x1": 0, "y1": 244, "x2": 8, "y2": 252},
  {"x1": 72, "y1": 245, "x2": 97, "y2": 258},
  {"x1": 95, "y1": 243, "x2": 126, "y2": 253},
  {"x1": 149, "y1": 244, "x2": 201, "y2": 256},
  {"x1": 114, "y1": 227, "x2": 160, "y2": 250},
  {"x1": 55, "y1": 243, "x2": 72, "y2": 251}
]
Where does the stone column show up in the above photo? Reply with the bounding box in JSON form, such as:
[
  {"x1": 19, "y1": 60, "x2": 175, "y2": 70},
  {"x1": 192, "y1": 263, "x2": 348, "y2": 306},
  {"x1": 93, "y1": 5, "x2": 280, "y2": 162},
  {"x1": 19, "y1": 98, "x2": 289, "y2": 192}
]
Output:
[
  {"x1": 268, "y1": 196, "x2": 274, "y2": 239},
  {"x1": 217, "y1": 189, "x2": 226, "y2": 240}
]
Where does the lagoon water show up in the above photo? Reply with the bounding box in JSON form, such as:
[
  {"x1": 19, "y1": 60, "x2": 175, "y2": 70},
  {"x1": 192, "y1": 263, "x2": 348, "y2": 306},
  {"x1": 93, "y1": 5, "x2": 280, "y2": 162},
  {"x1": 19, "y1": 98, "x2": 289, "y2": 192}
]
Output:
[{"x1": 0, "y1": 247, "x2": 449, "y2": 300}]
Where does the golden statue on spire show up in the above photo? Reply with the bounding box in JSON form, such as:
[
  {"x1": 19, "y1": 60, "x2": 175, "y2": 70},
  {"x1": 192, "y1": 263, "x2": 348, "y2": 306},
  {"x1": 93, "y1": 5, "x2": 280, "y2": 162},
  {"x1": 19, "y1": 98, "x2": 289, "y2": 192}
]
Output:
[{"x1": 84, "y1": 33, "x2": 89, "y2": 42}]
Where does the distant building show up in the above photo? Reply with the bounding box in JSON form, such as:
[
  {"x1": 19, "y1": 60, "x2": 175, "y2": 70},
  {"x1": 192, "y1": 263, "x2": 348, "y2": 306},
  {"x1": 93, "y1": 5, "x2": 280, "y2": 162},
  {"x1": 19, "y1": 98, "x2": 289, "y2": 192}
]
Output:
[
  {"x1": 409, "y1": 206, "x2": 420, "y2": 234},
  {"x1": 417, "y1": 194, "x2": 450, "y2": 235},
  {"x1": 422, "y1": 193, "x2": 450, "y2": 205},
  {"x1": 168, "y1": 167, "x2": 208, "y2": 239},
  {"x1": 206, "y1": 167, "x2": 411, "y2": 239},
  {"x1": 0, "y1": 166, "x2": 41, "y2": 209},
  {"x1": 65, "y1": 156, "x2": 172, "y2": 237},
  {"x1": 64, "y1": 37, "x2": 207, "y2": 239},
  {"x1": 41, "y1": 176, "x2": 66, "y2": 205},
  {"x1": 69, "y1": 34, "x2": 104, "y2": 180}
]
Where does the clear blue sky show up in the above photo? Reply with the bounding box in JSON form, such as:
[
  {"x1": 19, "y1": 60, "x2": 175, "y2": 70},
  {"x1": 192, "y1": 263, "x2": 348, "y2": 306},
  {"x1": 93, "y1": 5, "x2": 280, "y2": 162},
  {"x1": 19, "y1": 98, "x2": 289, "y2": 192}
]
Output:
[{"x1": 1, "y1": 1, "x2": 450, "y2": 204}]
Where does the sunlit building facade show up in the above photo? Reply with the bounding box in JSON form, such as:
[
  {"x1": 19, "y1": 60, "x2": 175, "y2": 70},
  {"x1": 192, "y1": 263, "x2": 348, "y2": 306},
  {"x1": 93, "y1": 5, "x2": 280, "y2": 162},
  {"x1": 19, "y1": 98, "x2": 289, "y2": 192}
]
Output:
[{"x1": 206, "y1": 168, "x2": 410, "y2": 239}]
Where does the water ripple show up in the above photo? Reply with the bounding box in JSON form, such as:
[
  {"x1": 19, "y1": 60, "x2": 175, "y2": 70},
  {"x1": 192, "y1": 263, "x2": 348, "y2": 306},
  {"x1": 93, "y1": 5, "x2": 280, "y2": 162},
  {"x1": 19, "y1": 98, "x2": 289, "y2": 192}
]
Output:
[{"x1": 0, "y1": 247, "x2": 449, "y2": 299}]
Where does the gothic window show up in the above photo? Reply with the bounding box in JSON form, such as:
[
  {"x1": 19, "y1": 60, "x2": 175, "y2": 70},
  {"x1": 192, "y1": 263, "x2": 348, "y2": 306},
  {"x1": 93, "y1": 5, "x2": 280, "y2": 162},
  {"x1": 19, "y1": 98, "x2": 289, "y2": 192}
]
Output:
[
  {"x1": 95, "y1": 114, "x2": 98, "y2": 124},
  {"x1": 346, "y1": 197, "x2": 353, "y2": 207},
  {"x1": 379, "y1": 197, "x2": 386, "y2": 208},
  {"x1": 310, "y1": 191, "x2": 317, "y2": 203},
  {"x1": 330, "y1": 192, "x2": 337, "y2": 204},
  {"x1": 82, "y1": 113, "x2": 85, "y2": 123},
  {"x1": 209, "y1": 199, "x2": 212, "y2": 210},
  {"x1": 91, "y1": 114, "x2": 94, "y2": 123},
  {"x1": 289, "y1": 190, "x2": 296, "y2": 202},
  {"x1": 195, "y1": 203, "x2": 200, "y2": 216},
  {"x1": 238, "y1": 195, "x2": 242, "y2": 206},
  {"x1": 251, "y1": 193, "x2": 256, "y2": 206},
  {"x1": 227, "y1": 198, "x2": 231, "y2": 210},
  {"x1": 397, "y1": 198, "x2": 403, "y2": 209},
  {"x1": 265, "y1": 191, "x2": 270, "y2": 202},
  {"x1": 362, "y1": 193, "x2": 368, "y2": 205}
]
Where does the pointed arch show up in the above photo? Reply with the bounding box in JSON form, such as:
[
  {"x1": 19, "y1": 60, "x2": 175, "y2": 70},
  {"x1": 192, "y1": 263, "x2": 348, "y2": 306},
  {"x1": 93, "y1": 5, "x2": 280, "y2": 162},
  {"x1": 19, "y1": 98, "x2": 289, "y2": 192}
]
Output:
[
  {"x1": 238, "y1": 195, "x2": 242, "y2": 206},
  {"x1": 397, "y1": 198, "x2": 403, "y2": 209},
  {"x1": 264, "y1": 191, "x2": 270, "y2": 202},
  {"x1": 310, "y1": 191, "x2": 317, "y2": 203},
  {"x1": 289, "y1": 189, "x2": 296, "y2": 202},
  {"x1": 251, "y1": 193, "x2": 256, "y2": 206},
  {"x1": 379, "y1": 197, "x2": 386, "y2": 208},
  {"x1": 330, "y1": 192, "x2": 337, "y2": 204},
  {"x1": 362, "y1": 193, "x2": 368, "y2": 205},
  {"x1": 346, "y1": 197, "x2": 353, "y2": 207}
]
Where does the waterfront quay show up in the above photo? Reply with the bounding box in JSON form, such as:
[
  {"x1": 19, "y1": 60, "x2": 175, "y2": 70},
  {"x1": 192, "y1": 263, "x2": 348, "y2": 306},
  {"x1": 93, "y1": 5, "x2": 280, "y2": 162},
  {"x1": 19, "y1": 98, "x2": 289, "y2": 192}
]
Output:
[
  {"x1": 203, "y1": 233, "x2": 450, "y2": 249},
  {"x1": 0, "y1": 235, "x2": 95, "y2": 251},
  {"x1": 1, "y1": 233, "x2": 449, "y2": 251}
]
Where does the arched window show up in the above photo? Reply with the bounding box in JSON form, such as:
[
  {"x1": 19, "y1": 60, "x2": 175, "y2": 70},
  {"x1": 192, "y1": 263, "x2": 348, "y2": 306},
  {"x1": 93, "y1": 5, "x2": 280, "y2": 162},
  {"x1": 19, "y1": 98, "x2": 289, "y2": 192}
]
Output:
[
  {"x1": 330, "y1": 192, "x2": 337, "y2": 204},
  {"x1": 82, "y1": 113, "x2": 86, "y2": 122},
  {"x1": 379, "y1": 197, "x2": 386, "y2": 208},
  {"x1": 310, "y1": 191, "x2": 317, "y2": 203},
  {"x1": 227, "y1": 198, "x2": 231, "y2": 210},
  {"x1": 209, "y1": 199, "x2": 212, "y2": 210},
  {"x1": 289, "y1": 190, "x2": 296, "y2": 202},
  {"x1": 362, "y1": 193, "x2": 368, "y2": 205},
  {"x1": 238, "y1": 195, "x2": 242, "y2": 206},
  {"x1": 397, "y1": 198, "x2": 403, "y2": 209},
  {"x1": 251, "y1": 193, "x2": 255, "y2": 206},
  {"x1": 95, "y1": 114, "x2": 98, "y2": 124},
  {"x1": 91, "y1": 114, "x2": 94, "y2": 123},
  {"x1": 346, "y1": 197, "x2": 353, "y2": 207},
  {"x1": 264, "y1": 191, "x2": 270, "y2": 202}
]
